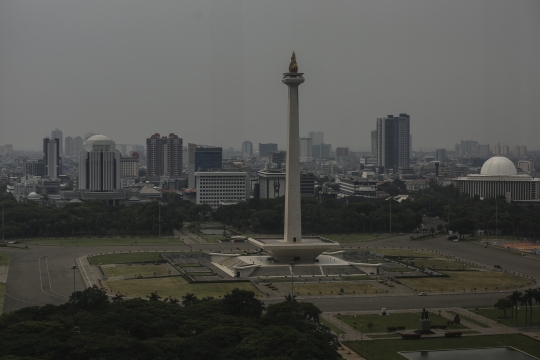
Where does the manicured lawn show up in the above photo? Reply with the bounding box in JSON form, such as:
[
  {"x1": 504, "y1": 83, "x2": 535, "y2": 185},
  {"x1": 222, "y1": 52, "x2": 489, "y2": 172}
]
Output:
[
  {"x1": 374, "y1": 249, "x2": 435, "y2": 258},
  {"x1": 345, "y1": 334, "x2": 540, "y2": 360},
  {"x1": 89, "y1": 253, "x2": 165, "y2": 265},
  {"x1": 446, "y1": 310, "x2": 490, "y2": 328},
  {"x1": 176, "y1": 263, "x2": 202, "y2": 267},
  {"x1": 324, "y1": 234, "x2": 393, "y2": 243},
  {"x1": 0, "y1": 284, "x2": 5, "y2": 313},
  {"x1": 101, "y1": 264, "x2": 170, "y2": 278},
  {"x1": 102, "y1": 277, "x2": 263, "y2": 299},
  {"x1": 293, "y1": 282, "x2": 380, "y2": 296},
  {"x1": 400, "y1": 259, "x2": 472, "y2": 270},
  {"x1": 384, "y1": 267, "x2": 411, "y2": 273},
  {"x1": 470, "y1": 305, "x2": 540, "y2": 327},
  {"x1": 337, "y1": 312, "x2": 467, "y2": 333},
  {"x1": 24, "y1": 237, "x2": 183, "y2": 246},
  {"x1": 367, "y1": 334, "x2": 402, "y2": 339},
  {"x1": 400, "y1": 270, "x2": 532, "y2": 293},
  {"x1": 0, "y1": 253, "x2": 9, "y2": 266},
  {"x1": 319, "y1": 317, "x2": 346, "y2": 334}
]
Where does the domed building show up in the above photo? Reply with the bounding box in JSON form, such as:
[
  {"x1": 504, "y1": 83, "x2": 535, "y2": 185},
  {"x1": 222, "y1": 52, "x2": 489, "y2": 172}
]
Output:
[{"x1": 453, "y1": 156, "x2": 540, "y2": 203}]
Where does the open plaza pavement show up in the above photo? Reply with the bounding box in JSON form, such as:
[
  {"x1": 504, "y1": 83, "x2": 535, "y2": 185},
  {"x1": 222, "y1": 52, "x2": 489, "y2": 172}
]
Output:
[{"x1": 1, "y1": 233, "x2": 538, "y2": 315}]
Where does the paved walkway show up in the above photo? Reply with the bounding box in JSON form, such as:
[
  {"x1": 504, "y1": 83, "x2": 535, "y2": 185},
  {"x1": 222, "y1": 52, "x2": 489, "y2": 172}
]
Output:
[
  {"x1": 321, "y1": 306, "x2": 539, "y2": 346},
  {"x1": 0, "y1": 265, "x2": 7, "y2": 284}
]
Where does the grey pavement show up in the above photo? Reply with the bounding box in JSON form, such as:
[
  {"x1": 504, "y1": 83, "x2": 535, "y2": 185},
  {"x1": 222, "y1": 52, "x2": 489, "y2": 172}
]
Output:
[{"x1": 1, "y1": 234, "x2": 539, "y2": 315}]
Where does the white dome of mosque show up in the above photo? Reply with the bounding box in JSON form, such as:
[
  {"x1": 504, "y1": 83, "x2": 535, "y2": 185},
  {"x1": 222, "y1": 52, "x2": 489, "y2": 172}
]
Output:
[
  {"x1": 84, "y1": 134, "x2": 115, "y2": 152},
  {"x1": 480, "y1": 156, "x2": 517, "y2": 176},
  {"x1": 28, "y1": 192, "x2": 39, "y2": 199}
]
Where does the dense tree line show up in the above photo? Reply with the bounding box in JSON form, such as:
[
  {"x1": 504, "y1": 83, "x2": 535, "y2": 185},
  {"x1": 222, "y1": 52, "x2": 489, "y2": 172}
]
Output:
[
  {"x1": 0, "y1": 191, "x2": 202, "y2": 239},
  {"x1": 215, "y1": 197, "x2": 423, "y2": 234},
  {"x1": 3, "y1": 180, "x2": 540, "y2": 239},
  {"x1": 494, "y1": 288, "x2": 540, "y2": 324},
  {"x1": 0, "y1": 286, "x2": 339, "y2": 360},
  {"x1": 418, "y1": 182, "x2": 540, "y2": 239}
]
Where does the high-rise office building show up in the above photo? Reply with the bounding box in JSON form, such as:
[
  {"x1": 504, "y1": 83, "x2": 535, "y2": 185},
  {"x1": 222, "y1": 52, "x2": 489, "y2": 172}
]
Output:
[
  {"x1": 514, "y1": 146, "x2": 527, "y2": 158},
  {"x1": 259, "y1": 143, "x2": 278, "y2": 157},
  {"x1": 242, "y1": 141, "x2": 253, "y2": 159},
  {"x1": 188, "y1": 144, "x2": 222, "y2": 188},
  {"x1": 268, "y1": 151, "x2": 286, "y2": 169},
  {"x1": 371, "y1": 130, "x2": 377, "y2": 156},
  {"x1": 376, "y1": 113, "x2": 411, "y2": 173},
  {"x1": 79, "y1": 135, "x2": 120, "y2": 191},
  {"x1": 146, "y1": 133, "x2": 183, "y2": 180},
  {"x1": 435, "y1": 148, "x2": 447, "y2": 162},
  {"x1": 313, "y1": 143, "x2": 332, "y2": 159},
  {"x1": 65, "y1": 136, "x2": 74, "y2": 156},
  {"x1": 74, "y1": 136, "x2": 83, "y2": 156},
  {"x1": 300, "y1": 137, "x2": 313, "y2": 161},
  {"x1": 51, "y1": 128, "x2": 63, "y2": 155},
  {"x1": 336, "y1": 147, "x2": 349, "y2": 162},
  {"x1": 120, "y1": 152, "x2": 140, "y2": 178},
  {"x1": 308, "y1": 131, "x2": 324, "y2": 146},
  {"x1": 43, "y1": 138, "x2": 61, "y2": 179}
]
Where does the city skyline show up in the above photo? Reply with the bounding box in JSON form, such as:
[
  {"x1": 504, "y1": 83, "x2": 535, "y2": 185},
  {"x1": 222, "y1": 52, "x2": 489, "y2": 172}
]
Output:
[{"x1": 1, "y1": 1, "x2": 539, "y2": 151}]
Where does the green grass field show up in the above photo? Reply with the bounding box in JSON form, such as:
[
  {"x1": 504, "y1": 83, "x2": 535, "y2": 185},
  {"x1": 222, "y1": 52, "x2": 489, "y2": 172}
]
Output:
[
  {"x1": 367, "y1": 334, "x2": 401, "y2": 339},
  {"x1": 401, "y1": 259, "x2": 472, "y2": 270},
  {"x1": 324, "y1": 234, "x2": 393, "y2": 243},
  {"x1": 24, "y1": 237, "x2": 183, "y2": 246},
  {"x1": 374, "y1": 249, "x2": 435, "y2": 258},
  {"x1": 0, "y1": 252, "x2": 9, "y2": 266},
  {"x1": 89, "y1": 253, "x2": 165, "y2": 265},
  {"x1": 102, "y1": 277, "x2": 263, "y2": 299},
  {"x1": 0, "y1": 284, "x2": 5, "y2": 314},
  {"x1": 319, "y1": 317, "x2": 346, "y2": 334},
  {"x1": 470, "y1": 305, "x2": 540, "y2": 327},
  {"x1": 293, "y1": 282, "x2": 380, "y2": 295},
  {"x1": 400, "y1": 271, "x2": 531, "y2": 292},
  {"x1": 384, "y1": 267, "x2": 411, "y2": 273},
  {"x1": 446, "y1": 310, "x2": 490, "y2": 328},
  {"x1": 345, "y1": 334, "x2": 540, "y2": 360},
  {"x1": 101, "y1": 264, "x2": 170, "y2": 278},
  {"x1": 337, "y1": 312, "x2": 467, "y2": 333}
]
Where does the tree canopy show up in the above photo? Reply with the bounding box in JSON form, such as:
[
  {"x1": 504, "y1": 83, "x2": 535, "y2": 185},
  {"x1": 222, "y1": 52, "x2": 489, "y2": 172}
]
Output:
[{"x1": 0, "y1": 286, "x2": 339, "y2": 360}]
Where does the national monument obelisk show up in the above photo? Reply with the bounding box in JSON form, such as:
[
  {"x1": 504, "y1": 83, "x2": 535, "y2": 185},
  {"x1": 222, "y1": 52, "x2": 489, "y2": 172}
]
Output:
[
  {"x1": 247, "y1": 53, "x2": 337, "y2": 262},
  {"x1": 282, "y1": 52, "x2": 304, "y2": 244}
]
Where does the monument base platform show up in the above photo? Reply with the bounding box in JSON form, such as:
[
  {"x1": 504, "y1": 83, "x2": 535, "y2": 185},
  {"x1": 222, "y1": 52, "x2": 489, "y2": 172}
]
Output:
[{"x1": 247, "y1": 236, "x2": 338, "y2": 263}]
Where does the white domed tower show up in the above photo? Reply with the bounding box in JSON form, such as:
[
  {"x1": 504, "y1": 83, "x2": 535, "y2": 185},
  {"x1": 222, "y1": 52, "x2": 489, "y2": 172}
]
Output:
[{"x1": 79, "y1": 135, "x2": 121, "y2": 191}]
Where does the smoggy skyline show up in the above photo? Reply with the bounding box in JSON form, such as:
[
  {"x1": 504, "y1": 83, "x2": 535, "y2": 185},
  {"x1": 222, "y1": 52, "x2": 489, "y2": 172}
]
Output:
[{"x1": 1, "y1": 1, "x2": 539, "y2": 152}]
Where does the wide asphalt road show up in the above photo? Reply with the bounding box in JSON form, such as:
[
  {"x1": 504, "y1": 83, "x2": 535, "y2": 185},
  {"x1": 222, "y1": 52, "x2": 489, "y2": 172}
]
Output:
[{"x1": 2, "y1": 235, "x2": 538, "y2": 313}]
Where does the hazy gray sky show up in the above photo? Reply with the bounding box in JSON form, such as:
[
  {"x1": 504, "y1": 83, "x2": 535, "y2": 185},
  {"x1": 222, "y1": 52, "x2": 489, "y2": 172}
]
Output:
[{"x1": 1, "y1": 1, "x2": 539, "y2": 152}]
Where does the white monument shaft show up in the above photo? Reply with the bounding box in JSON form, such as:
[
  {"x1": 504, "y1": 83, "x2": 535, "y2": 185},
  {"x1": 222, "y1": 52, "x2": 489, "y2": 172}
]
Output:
[{"x1": 282, "y1": 53, "x2": 304, "y2": 244}]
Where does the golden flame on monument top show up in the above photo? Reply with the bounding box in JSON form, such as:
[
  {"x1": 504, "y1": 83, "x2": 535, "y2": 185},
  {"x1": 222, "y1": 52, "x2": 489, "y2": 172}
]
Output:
[{"x1": 288, "y1": 51, "x2": 298, "y2": 73}]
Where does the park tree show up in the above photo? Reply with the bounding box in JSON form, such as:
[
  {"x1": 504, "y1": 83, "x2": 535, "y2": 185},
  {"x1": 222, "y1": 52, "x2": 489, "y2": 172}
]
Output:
[
  {"x1": 222, "y1": 289, "x2": 264, "y2": 318},
  {"x1": 68, "y1": 285, "x2": 109, "y2": 310},
  {"x1": 494, "y1": 298, "x2": 512, "y2": 318}
]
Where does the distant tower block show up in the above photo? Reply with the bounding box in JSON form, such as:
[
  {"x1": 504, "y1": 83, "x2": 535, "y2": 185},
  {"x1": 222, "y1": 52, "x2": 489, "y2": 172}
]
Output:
[{"x1": 282, "y1": 52, "x2": 304, "y2": 244}]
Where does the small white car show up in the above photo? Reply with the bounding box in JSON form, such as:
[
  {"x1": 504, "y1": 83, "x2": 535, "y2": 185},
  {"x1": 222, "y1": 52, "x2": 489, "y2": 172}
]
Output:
[{"x1": 418, "y1": 292, "x2": 427, "y2": 296}]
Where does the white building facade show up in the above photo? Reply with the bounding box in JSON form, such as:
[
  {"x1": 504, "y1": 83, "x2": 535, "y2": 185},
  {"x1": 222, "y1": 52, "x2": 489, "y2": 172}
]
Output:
[
  {"x1": 195, "y1": 171, "x2": 250, "y2": 209},
  {"x1": 453, "y1": 156, "x2": 540, "y2": 202},
  {"x1": 79, "y1": 135, "x2": 121, "y2": 191}
]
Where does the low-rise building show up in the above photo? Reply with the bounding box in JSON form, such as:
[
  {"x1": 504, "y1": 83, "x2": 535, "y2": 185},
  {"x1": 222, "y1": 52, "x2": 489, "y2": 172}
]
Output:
[{"x1": 195, "y1": 171, "x2": 250, "y2": 209}]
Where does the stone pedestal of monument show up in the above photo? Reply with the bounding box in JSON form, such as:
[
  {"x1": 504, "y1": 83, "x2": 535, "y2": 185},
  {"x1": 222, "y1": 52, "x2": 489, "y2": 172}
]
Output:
[{"x1": 419, "y1": 319, "x2": 431, "y2": 333}]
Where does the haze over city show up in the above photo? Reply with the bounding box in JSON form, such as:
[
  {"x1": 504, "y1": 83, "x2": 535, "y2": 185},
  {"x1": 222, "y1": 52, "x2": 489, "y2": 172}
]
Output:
[{"x1": 1, "y1": 0, "x2": 539, "y2": 151}]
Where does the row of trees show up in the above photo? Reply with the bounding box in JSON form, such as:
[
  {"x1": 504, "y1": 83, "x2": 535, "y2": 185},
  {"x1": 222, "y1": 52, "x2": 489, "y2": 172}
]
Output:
[
  {"x1": 0, "y1": 189, "x2": 210, "y2": 238},
  {"x1": 0, "y1": 286, "x2": 340, "y2": 360},
  {"x1": 494, "y1": 288, "x2": 540, "y2": 324},
  {"x1": 215, "y1": 197, "x2": 423, "y2": 234}
]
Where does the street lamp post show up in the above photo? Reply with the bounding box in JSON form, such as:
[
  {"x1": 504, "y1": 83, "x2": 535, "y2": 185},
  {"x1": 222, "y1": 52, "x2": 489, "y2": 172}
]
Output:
[{"x1": 71, "y1": 265, "x2": 77, "y2": 293}]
